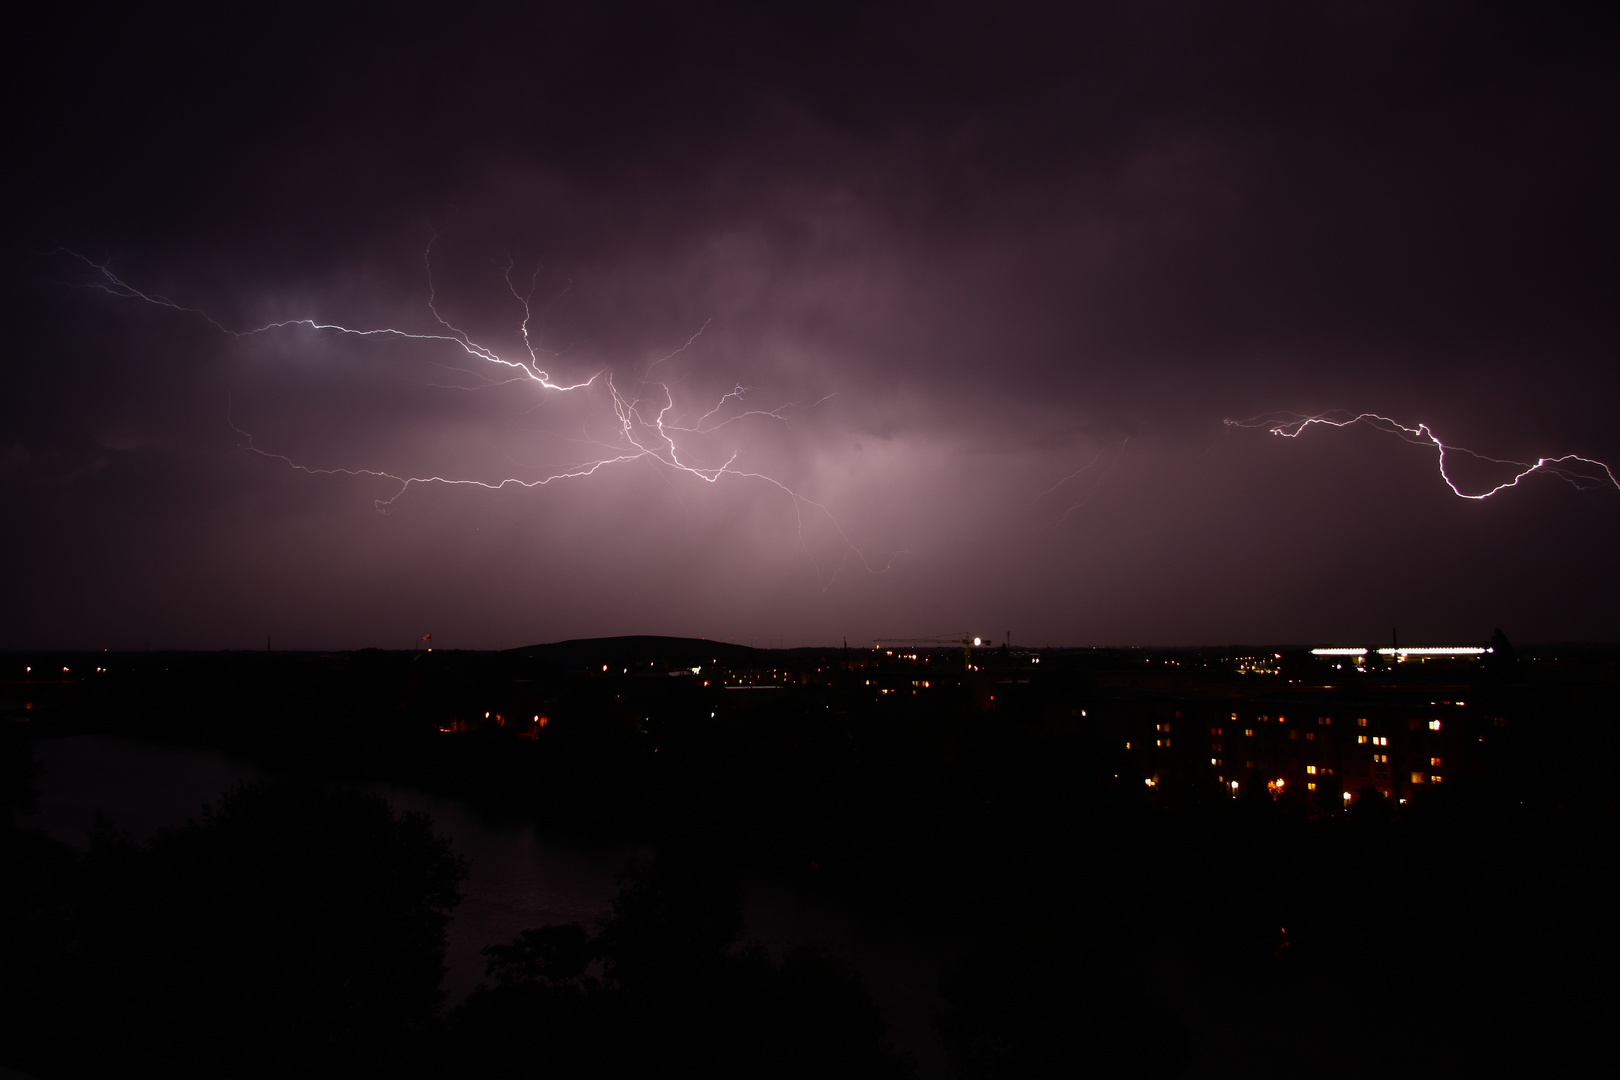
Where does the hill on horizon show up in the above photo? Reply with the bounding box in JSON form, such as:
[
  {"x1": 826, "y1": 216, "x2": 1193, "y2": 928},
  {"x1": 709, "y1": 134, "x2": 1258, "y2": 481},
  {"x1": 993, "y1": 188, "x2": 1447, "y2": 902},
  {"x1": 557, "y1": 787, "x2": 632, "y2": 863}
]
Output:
[{"x1": 505, "y1": 635, "x2": 785, "y2": 671}]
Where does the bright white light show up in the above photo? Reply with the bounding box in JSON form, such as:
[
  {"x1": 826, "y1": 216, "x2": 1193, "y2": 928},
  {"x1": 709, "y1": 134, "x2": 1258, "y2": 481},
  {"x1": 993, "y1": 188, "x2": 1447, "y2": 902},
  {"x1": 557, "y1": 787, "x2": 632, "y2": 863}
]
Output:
[
  {"x1": 1311, "y1": 648, "x2": 1367, "y2": 656},
  {"x1": 973, "y1": 637, "x2": 982, "y2": 647},
  {"x1": 1375, "y1": 647, "x2": 1488, "y2": 656}
]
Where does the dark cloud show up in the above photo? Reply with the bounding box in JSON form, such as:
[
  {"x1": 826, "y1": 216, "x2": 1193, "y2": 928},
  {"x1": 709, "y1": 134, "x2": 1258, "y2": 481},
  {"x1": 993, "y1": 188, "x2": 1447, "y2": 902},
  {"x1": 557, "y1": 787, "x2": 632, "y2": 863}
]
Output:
[{"x1": 5, "y1": 1, "x2": 1617, "y2": 648}]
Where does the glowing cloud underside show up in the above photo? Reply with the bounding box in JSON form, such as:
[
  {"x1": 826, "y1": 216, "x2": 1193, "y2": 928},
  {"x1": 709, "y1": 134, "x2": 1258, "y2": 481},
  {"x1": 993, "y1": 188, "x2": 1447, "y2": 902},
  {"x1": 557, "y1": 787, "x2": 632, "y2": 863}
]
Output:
[
  {"x1": 68, "y1": 246, "x2": 896, "y2": 587},
  {"x1": 1224, "y1": 411, "x2": 1619, "y2": 499}
]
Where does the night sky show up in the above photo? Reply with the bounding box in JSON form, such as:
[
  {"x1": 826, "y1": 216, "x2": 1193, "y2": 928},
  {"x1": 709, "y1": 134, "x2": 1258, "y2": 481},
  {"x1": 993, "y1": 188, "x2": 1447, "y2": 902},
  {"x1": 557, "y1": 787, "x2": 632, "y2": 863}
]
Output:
[{"x1": 7, "y1": 2, "x2": 1617, "y2": 650}]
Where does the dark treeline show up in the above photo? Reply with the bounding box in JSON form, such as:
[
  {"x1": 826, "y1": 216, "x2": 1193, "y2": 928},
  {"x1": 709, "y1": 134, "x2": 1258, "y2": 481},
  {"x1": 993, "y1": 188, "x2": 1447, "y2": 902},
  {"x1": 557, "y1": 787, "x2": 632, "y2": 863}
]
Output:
[
  {"x1": 0, "y1": 750, "x2": 913, "y2": 1077},
  {"x1": 2, "y1": 642, "x2": 1617, "y2": 1075}
]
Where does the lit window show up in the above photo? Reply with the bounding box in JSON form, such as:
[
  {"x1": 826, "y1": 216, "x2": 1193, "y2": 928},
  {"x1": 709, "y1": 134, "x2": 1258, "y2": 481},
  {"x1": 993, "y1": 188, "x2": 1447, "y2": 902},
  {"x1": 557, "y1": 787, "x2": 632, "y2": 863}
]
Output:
[
  {"x1": 1306, "y1": 732, "x2": 1315, "y2": 741},
  {"x1": 1244, "y1": 729, "x2": 1254, "y2": 737},
  {"x1": 1373, "y1": 736, "x2": 1388, "y2": 746},
  {"x1": 1358, "y1": 718, "x2": 1368, "y2": 727},
  {"x1": 1430, "y1": 757, "x2": 1442, "y2": 767},
  {"x1": 1411, "y1": 772, "x2": 1425, "y2": 784},
  {"x1": 1431, "y1": 775, "x2": 1443, "y2": 784},
  {"x1": 1230, "y1": 713, "x2": 1238, "y2": 721},
  {"x1": 1211, "y1": 727, "x2": 1223, "y2": 736},
  {"x1": 1211, "y1": 757, "x2": 1222, "y2": 766},
  {"x1": 1374, "y1": 754, "x2": 1388, "y2": 763},
  {"x1": 1358, "y1": 735, "x2": 1368, "y2": 744},
  {"x1": 1429, "y1": 720, "x2": 1442, "y2": 731},
  {"x1": 1307, "y1": 782, "x2": 1317, "y2": 791},
  {"x1": 1306, "y1": 765, "x2": 1317, "y2": 775}
]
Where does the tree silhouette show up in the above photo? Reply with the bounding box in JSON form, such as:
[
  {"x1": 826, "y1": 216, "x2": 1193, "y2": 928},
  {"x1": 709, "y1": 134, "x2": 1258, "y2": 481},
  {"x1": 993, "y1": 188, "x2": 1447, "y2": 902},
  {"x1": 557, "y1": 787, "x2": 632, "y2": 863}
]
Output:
[
  {"x1": 5, "y1": 781, "x2": 465, "y2": 1078},
  {"x1": 934, "y1": 933, "x2": 1189, "y2": 1080},
  {"x1": 451, "y1": 852, "x2": 914, "y2": 1079}
]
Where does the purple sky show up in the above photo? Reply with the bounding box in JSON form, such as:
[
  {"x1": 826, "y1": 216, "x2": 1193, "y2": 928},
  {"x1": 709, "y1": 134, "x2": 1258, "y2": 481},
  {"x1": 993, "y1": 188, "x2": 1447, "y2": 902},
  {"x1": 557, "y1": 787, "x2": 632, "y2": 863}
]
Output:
[{"x1": 7, "y1": 2, "x2": 1618, "y2": 650}]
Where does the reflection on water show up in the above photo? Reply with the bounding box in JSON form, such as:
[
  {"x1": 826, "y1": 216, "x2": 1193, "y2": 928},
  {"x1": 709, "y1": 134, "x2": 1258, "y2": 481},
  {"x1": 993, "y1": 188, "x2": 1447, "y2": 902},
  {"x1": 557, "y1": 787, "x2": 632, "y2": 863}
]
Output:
[
  {"x1": 373, "y1": 785, "x2": 629, "y2": 1002},
  {"x1": 26, "y1": 735, "x2": 947, "y2": 1075},
  {"x1": 26, "y1": 736, "x2": 628, "y2": 1004},
  {"x1": 28, "y1": 734, "x2": 260, "y2": 847}
]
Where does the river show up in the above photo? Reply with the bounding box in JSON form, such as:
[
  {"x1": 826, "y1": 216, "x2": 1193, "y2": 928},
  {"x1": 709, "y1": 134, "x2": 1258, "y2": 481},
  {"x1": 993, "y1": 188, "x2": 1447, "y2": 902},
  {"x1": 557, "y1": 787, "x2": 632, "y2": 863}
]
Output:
[{"x1": 24, "y1": 734, "x2": 950, "y2": 1076}]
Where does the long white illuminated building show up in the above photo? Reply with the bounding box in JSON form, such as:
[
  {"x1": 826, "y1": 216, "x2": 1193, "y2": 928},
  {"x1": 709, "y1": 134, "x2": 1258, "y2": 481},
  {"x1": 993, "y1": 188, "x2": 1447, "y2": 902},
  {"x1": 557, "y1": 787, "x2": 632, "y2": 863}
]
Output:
[{"x1": 1309, "y1": 646, "x2": 1491, "y2": 657}]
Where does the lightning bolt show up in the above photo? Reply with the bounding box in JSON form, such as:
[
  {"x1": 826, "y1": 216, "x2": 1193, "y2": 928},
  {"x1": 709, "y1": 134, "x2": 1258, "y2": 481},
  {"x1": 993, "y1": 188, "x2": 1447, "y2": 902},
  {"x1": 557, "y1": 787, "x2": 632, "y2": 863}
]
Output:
[
  {"x1": 1036, "y1": 435, "x2": 1131, "y2": 524},
  {"x1": 1224, "y1": 411, "x2": 1619, "y2": 499},
  {"x1": 65, "y1": 245, "x2": 896, "y2": 587}
]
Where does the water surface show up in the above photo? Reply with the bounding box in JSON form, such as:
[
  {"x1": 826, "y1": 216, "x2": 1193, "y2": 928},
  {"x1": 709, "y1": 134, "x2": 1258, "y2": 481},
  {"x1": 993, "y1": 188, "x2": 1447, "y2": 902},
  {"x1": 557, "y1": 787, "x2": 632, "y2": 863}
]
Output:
[{"x1": 26, "y1": 734, "x2": 947, "y2": 1075}]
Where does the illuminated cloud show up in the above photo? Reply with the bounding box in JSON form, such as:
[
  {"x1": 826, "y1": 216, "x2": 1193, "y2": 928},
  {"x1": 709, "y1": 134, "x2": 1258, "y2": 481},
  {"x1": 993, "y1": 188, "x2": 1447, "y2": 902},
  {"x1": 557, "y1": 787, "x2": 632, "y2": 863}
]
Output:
[{"x1": 5, "y1": 3, "x2": 1617, "y2": 648}]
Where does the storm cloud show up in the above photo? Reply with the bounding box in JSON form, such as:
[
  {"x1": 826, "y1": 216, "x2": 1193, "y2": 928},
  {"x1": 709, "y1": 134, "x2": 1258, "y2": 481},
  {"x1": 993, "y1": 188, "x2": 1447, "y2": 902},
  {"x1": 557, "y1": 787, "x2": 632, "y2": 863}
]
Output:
[{"x1": 6, "y1": 1, "x2": 1617, "y2": 648}]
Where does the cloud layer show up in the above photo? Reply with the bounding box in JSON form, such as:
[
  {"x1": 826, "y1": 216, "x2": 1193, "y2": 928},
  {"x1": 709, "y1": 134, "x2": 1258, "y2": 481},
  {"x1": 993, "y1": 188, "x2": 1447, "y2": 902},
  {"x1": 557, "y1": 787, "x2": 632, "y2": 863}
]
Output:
[{"x1": 6, "y1": 2, "x2": 1617, "y2": 648}]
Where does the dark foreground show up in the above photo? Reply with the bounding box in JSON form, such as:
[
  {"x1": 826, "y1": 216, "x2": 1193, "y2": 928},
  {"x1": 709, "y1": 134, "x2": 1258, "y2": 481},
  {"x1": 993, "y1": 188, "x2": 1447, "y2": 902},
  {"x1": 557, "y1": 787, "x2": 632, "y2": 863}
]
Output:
[{"x1": 2, "y1": 638, "x2": 1616, "y2": 1077}]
